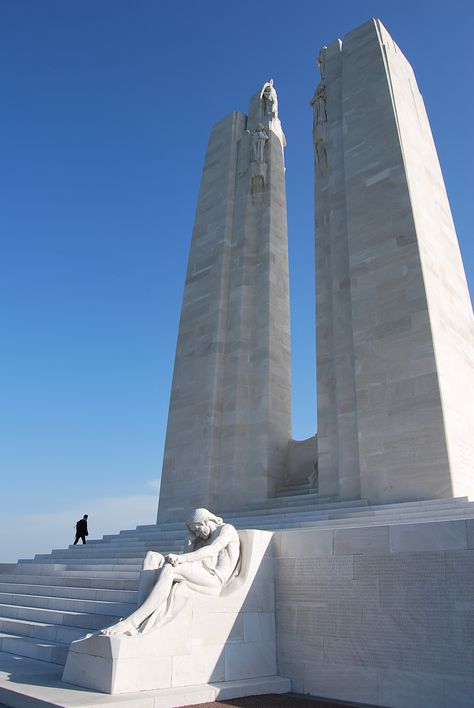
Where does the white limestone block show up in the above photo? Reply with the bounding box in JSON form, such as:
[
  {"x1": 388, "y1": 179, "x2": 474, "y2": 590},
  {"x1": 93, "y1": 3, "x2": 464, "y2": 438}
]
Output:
[
  {"x1": 225, "y1": 640, "x2": 276, "y2": 681},
  {"x1": 277, "y1": 528, "x2": 334, "y2": 558},
  {"x1": 191, "y1": 611, "x2": 244, "y2": 645},
  {"x1": 389, "y1": 520, "x2": 468, "y2": 552},
  {"x1": 334, "y1": 525, "x2": 390, "y2": 554},
  {"x1": 243, "y1": 612, "x2": 275, "y2": 642},
  {"x1": 172, "y1": 644, "x2": 226, "y2": 686}
]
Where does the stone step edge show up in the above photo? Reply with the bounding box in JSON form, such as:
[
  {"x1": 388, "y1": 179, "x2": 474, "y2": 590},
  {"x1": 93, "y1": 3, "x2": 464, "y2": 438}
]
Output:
[
  {"x1": 0, "y1": 584, "x2": 137, "y2": 603},
  {"x1": 10, "y1": 569, "x2": 140, "y2": 578},
  {"x1": 0, "y1": 631, "x2": 69, "y2": 653},
  {"x1": 0, "y1": 603, "x2": 120, "y2": 623},
  {"x1": 0, "y1": 581, "x2": 136, "y2": 593},
  {"x1": 0, "y1": 651, "x2": 291, "y2": 708},
  {"x1": 0, "y1": 592, "x2": 133, "y2": 611},
  {"x1": 0, "y1": 616, "x2": 104, "y2": 642},
  {"x1": 0, "y1": 575, "x2": 139, "y2": 590}
]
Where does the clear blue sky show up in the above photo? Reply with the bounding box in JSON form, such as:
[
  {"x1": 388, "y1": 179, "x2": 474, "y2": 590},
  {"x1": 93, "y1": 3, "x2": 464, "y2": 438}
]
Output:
[{"x1": 1, "y1": 1, "x2": 472, "y2": 561}]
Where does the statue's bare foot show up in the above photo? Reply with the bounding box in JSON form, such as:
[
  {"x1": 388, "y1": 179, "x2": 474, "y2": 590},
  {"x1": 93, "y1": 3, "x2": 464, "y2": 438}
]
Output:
[{"x1": 101, "y1": 618, "x2": 137, "y2": 636}]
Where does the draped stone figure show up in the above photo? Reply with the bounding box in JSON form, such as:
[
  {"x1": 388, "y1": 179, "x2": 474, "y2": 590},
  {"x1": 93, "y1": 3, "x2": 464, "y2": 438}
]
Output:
[
  {"x1": 261, "y1": 79, "x2": 278, "y2": 118},
  {"x1": 317, "y1": 45, "x2": 327, "y2": 81},
  {"x1": 251, "y1": 123, "x2": 269, "y2": 163},
  {"x1": 101, "y1": 509, "x2": 240, "y2": 636},
  {"x1": 311, "y1": 82, "x2": 327, "y2": 126},
  {"x1": 315, "y1": 138, "x2": 328, "y2": 175}
]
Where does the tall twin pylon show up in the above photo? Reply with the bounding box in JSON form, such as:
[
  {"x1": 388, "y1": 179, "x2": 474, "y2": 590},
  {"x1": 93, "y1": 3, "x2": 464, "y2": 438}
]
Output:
[{"x1": 158, "y1": 19, "x2": 474, "y2": 522}]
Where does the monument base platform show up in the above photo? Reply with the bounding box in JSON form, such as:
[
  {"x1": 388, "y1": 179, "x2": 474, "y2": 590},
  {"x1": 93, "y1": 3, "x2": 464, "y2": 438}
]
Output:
[
  {"x1": 1, "y1": 496, "x2": 473, "y2": 707},
  {"x1": 0, "y1": 652, "x2": 290, "y2": 707}
]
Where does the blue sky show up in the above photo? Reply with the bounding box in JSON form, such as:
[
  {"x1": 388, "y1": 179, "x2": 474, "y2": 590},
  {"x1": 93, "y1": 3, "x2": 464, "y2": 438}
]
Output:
[{"x1": 1, "y1": 1, "x2": 472, "y2": 562}]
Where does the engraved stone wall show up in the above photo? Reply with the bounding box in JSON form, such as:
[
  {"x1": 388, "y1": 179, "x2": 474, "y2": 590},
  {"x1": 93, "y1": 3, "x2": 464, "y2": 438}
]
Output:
[{"x1": 275, "y1": 520, "x2": 474, "y2": 707}]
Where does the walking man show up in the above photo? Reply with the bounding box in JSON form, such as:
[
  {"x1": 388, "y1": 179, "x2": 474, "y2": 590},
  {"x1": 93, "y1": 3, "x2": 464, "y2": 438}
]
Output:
[{"x1": 73, "y1": 514, "x2": 89, "y2": 545}]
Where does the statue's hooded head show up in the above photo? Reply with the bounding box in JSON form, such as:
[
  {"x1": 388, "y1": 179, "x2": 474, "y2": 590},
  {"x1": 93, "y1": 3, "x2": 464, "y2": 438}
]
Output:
[
  {"x1": 186, "y1": 508, "x2": 224, "y2": 544},
  {"x1": 260, "y1": 79, "x2": 274, "y2": 100}
]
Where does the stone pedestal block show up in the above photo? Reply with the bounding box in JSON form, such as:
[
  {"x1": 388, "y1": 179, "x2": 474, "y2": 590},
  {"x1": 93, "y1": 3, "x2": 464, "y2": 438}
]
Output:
[{"x1": 62, "y1": 530, "x2": 282, "y2": 695}]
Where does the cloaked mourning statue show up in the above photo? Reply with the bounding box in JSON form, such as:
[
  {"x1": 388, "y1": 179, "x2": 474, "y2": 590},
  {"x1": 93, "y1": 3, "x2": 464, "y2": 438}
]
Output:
[
  {"x1": 261, "y1": 79, "x2": 278, "y2": 118},
  {"x1": 102, "y1": 509, "x2": 240, "y2": 636}
]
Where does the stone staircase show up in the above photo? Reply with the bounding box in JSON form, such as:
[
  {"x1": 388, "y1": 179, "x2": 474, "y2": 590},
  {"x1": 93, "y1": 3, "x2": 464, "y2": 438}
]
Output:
[{"x1": 0, "y1": 494, "x2": 473, "y2": 706}]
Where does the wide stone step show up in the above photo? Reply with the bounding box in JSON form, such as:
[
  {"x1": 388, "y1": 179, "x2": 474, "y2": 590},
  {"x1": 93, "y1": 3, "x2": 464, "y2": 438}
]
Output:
[
  {"x1": 275, "y1": 484, "x2": 313, "y2": 497},
  {"x1": 99, "y1": 533, "x2": 185, "y2": 544},
  {"x1": 50, "y1": 549, "x2": 150, "y2": 557},
  {"x1": 0, "y1": 603, "x2": 120, "y2": 630},
  {"x1": 0, "y1": 573, "x2": 138, "y2": 590},
  {"x1": 223, "y1": 493, "x2": 333, "y2": 510},
  {"x1": 222, "y1": 499, "x2": 473, "y2": 521},
  {"x1": 0, "y1": 592, "x2": 134, "y2": 617},
  {"x1": 65, "y1": 544, "x2": 179, "y2": 553},
  {"x1": 15, "y1": 566, "x2": 140, "y2": 579},
  {"x1": 30, "y1": 554, "x2": 148, "y2": 564},
  {"x1": 0, "y1": 582, "x2": 136, "y2": 604},
  {"x1": 63, "y1": 543, "x2": 175, "y2": 552},
  {"x1": 227, "y1": 492, "x2": 359, "y2": 511},
  {"x1": 0, "y1": 616, "x2": 98, "y2": 644},
  {"x1": 59, "y1": 542, "x2": 183, "y2": 556},
  {"x1": 228, "y1": 494, "x2": 467, "y2": 511},
  {"x1": 294, "y1": 512, "x2": 474, "y2": 530},
  {"x1": 0, "y1": 632, "x2": 68, "y2": 665},
  {"x1": 66, "y1": 539, "x2": 183, "y2": 551},
  {"x1": 17, "y1": 562, "x2": 143, "y2": 573}
]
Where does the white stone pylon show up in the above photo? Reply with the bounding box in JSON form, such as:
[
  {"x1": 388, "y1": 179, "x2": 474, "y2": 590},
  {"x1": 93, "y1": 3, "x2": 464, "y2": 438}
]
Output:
[
  {"x1": 158, "y1": 86, "x2": 291, "y2": 522},
  {"x1": 313, "y1": 19, "x2": 474, "y2": 504}
]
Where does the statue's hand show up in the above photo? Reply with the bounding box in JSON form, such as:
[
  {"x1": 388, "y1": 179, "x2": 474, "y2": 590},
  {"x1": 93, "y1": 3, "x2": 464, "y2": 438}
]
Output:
[{"x1": 165, "y1": 553, "x2": 181, "y2": 566}]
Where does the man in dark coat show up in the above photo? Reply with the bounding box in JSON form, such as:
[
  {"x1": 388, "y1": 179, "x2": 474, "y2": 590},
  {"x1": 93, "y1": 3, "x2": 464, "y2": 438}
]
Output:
[{"x1": 73, "y1": 514, "x2": 89, "y2": 545}]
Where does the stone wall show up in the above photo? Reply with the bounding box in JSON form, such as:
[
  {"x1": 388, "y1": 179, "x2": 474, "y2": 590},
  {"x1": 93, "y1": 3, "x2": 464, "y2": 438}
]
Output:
[{"x1": 274, "y1": 520, "x2": 474, "y2": 707}]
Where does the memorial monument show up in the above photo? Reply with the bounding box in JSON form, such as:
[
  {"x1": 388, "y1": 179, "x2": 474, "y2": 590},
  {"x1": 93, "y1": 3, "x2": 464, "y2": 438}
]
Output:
[
  {"x1": 158, "y1": 19, "x2": 473, "y2": 520},
  {"x1": 0, "y1": 17, "x2": 472, "y2": 708}
]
